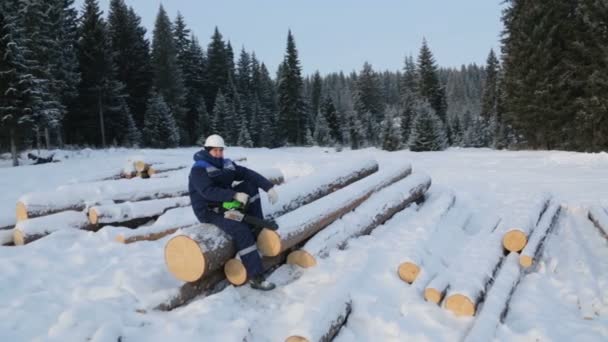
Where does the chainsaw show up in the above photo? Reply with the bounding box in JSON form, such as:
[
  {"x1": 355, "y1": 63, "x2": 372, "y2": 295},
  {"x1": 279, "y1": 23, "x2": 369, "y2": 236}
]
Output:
[{"x1": 220, "y1": 200, "x2": 279, "y2": 233}]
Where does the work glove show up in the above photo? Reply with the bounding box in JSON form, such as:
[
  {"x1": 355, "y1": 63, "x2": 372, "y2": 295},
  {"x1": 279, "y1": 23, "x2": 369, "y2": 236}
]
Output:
[
  {"x1": 267, "y1": 187, "x2": 279, "y2": 205},
  {"x1": 234, "y1": 192, "x2": 250, "y2": 206}
]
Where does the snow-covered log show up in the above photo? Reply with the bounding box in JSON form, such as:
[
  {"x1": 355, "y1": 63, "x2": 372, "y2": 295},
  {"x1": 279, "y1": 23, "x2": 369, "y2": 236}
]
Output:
[
  {"x1": 264, "y1": 159, "x2": 379, "y2": 218},
  {"x1": 88, "y1": 196, "x2": 191, "y2": 229},
  {"x1": 16, "y1": 177, "x2": 189, "y2": 221},
  {"x1": 393, "y1": 192, "x2": 458, "y2": 283},
  {"x1": 114, "y1": 207, "x2": 198, "y2": 244},
  {"x1": 424, "y1": 274, "x2": 450, "y2": 304},
  {"x1": 287, "y1": 173, "x2": 431, "y2": 268},
  {"x1": 249, "y1": 168, "x2": 285, "y2": 186},
  {"x1": 13, "y1": 211, "x2": 90, "y2": 245},
  {"x1": 502, "y1": 193, "x2": 552, "y2": 252},
  {"x1": 463, "y1": 253, "x2": 522, "y2": 342},
  {"x1": 444, "y1": 226, "x2": 507, "y2": 316},
  {"x1": 257, "y1": 164, "x2": 412, "y2": 257},
  {"x1": 283, "y1": 301, "x2": 351, "y2": 342},
  {"x1": 519, "y1": 203, "x2": 561, "y2": 268},
  {"x1": 588, "y1": 205, "x2": 608, "y2": 239}
]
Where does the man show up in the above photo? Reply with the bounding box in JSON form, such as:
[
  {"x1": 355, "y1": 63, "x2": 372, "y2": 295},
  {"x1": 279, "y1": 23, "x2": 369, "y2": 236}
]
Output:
[{"x1": 188, "y1": 134, "x2": 279, "y2": 291}]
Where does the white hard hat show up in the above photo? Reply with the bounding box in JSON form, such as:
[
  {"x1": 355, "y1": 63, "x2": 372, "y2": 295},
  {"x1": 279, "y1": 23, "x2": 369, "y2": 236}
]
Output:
[{"x1": 204, "y1": 134, "x2": 226, "y2": 148}]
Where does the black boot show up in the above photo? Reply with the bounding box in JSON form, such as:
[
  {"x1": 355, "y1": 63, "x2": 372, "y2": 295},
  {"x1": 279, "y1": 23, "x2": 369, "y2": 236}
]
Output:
[{"x1": 249, "y1": 274, "x2": 276, "y2": 291}]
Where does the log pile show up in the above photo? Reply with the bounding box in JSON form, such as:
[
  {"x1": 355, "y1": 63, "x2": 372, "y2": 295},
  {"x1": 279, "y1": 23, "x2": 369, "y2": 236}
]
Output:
[
  {"x1": 256, "y1": 164, "x2": 412, "y2": 258},
  {"x1": 287, "y1": 173, "x2": 431, "y2": 269},
  {"x1": 123, "y1": 160, "x2": 379, "y2": 245},
  {"x1": 13, "y1": 210, "x2": 90, "y2": 245}
]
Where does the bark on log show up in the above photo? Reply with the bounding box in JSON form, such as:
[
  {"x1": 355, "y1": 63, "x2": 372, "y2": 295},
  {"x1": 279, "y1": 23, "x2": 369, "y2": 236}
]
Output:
[
  {"x1": 463, "y1": 253, "x2": 522, "y2": 342},
  {"x1": 13, "y1": 210, "x2": 90, "y2": 245},
  {"x1": 154, "y1": 269, "x2": 227, "y2": 311},
  {"x1": 519, "y1": 203, "x2": 561, "y2": 268},
  {"x1": 287, "y1": 173, "x2": 431, "y2": 268},
  {"x1": 119, "y1": 161, "x2": 376, "y2": 244},
  {"x1": 16, "y1": 177, "x2": 189, "y2": 221},
  {"x1": 257, "y1": 164, "x2": 412, "y2": 257},
  {"x1": 502, "y1": 193, "x2": 552, "y2": 252},
  {"x1": 88, "y1": 196, "x2": 191, "y2": 229},
  {"x1": 588, "y1": 206, "x2": 608, "y2": 240},
  {"x1": 1, "y1": 229, "x2": 14, "y2": 246}
]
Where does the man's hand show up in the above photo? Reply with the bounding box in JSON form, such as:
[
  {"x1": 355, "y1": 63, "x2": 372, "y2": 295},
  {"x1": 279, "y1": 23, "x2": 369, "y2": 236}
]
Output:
[
  {"x1": 234, "y1": 192, "x2": 249, "y2": 206},
  {"x1": 267, "y1": 187, "x2": 279, "y2": 205}
]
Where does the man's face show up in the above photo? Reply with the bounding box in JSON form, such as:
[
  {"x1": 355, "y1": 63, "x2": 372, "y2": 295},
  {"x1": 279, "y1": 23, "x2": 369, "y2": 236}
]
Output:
[{"x1": 209, "y1": 147, "x2": 224, "y2": 158}]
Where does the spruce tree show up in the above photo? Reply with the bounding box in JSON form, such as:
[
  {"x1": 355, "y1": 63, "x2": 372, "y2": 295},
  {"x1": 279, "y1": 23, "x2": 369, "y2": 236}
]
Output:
[
  {"x1": 417, "y1": 39, "x2": 447, "y2": 124},
  {"x1": 277, "y1": 30, "x2": 305, "y2": 145},
  {"x1": 211, "y1": 91, "x2": 229, "y2": 137},
  {"x1": 408, "y1": 101, "x2": 448, "y2": 151},
  {"x1": 310, "y1": 71, "x2": 322, "y2": 117},
  {"x1": 237, "y1": 115, "x2": 253, "y2": 147},
  {"x1": 204, "y1": 27, "x2": 228, "y2": 113},
  {"x1": 321, "y1": 96, "x2": 342, "y2": 144},
  {"x1": 354, "y1": 62, "x2": 384, "y2": 145},
  {"x1": 313, "y1": 109, "x2": 331, "y2": 146},
  {"x1": 108, "y1": 0, "x2": 152, "y2": 129},
  {"x1": 400, "y1": 56, "x2": 418, "y2": 143},
  {"x1": 143, "y1": 92, "x2": 179, "y2": 148},
  {"x1": 151, "y1": 5, "x2": 186, "y2": 144},
  {"x1": 381, "y1": 106, "x2": 401, "y2": 151}
]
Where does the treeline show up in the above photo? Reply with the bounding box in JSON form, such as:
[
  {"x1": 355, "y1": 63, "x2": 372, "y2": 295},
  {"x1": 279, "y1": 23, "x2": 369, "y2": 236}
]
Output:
[{"x1": 1, "y1": 0, "x2": 605, "y2": 167}]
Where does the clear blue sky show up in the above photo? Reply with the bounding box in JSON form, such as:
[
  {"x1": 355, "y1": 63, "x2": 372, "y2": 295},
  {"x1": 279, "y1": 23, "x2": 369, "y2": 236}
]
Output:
[{"x1": 76, "y1": 0, "x2": 505, "y2": 76}]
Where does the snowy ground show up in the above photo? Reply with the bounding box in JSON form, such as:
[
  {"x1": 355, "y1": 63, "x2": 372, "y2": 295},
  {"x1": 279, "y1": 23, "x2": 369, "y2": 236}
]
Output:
[{"x1": 0, "y1": 147, "x2": 607, "y2": 341}]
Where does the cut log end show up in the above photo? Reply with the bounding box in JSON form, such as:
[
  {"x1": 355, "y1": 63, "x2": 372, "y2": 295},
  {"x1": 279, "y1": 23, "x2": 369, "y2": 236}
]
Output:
[
  {"x1": 88, "y1": 208, "x2": 99, "y2": 225},
  {"x1": 114, "y1": 235, "x2": 126, "y2": 244},
  {"x1": 13, "y1": 229, "x2": 25, "y2": 246},
  {"x1": 134, "y1": 161, "x2": 149, "y2": 172},
  {"x1": 286, "y1": 250, "x2": 317, "y2": 268},
  {"x1": 502, "y1": 229, "x2": 527, "y2": 252},
  {"x1": 224, "y1": 258, "x2": 248, "y2": 286},
  {"x1": 520, "y1": 255, "x2": 533, "y2": 268},
  {"x1": 397, "y1": 262, "x2": 420, "y2": 284},
  {"x1": 16, "y1": 201, "x2": 28, "y2": 221},
  {"x1": 445, "y1": 294, "x2": 475, "y2": 316},
  {"x1": 286, "y1": 336, "x2": 309, "y2": 342},
  {"x1": 164, "y1": 235, "x2": 206, "y2": 282},
  {"x1": 257, "y1": 228, "x2": 282, "y2": 257},
  {"x1": 147, "y1": 167, "x2": 157, "y2": 176},
  {"x1": 424, "y1": 288, "x2": 443, "y2": 304}
]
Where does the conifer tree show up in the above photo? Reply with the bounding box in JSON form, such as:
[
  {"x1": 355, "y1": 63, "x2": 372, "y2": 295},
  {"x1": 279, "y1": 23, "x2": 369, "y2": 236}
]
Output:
[
  {"x1": 277, "y1": 30, "x2": 305, "y2": 145},
  {"x1": 408, "y1": 101, "x2": 448, "y2": 151}
]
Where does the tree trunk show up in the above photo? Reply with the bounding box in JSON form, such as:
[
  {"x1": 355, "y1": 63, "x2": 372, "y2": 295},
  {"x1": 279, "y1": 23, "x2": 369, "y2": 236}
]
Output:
[
  {"x1": 98, "y1": 89, "x2": 106, "y2": 148},
  {"x1": 44, "y1": 127, "x2": 51, "y2": 150},
  {"x1": 502, "y1": 193, "x2": 552, "y2": 252},
  {"x1": 13, "y1": 210, "x2": 91, "y2": 245},
  {"x1": 88, "y1": 196, "x2": 191, "y2": 229}
]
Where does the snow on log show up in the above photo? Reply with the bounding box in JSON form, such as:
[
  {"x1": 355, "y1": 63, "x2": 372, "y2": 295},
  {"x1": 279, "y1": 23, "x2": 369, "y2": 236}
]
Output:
[
  {"x1": 263, "y1": 159, "x2": 379, "y2": 218},
  {"x1": 463, "y1": 253, "x2": 522, "y2": 342},
  {"x1": 283, "y1": 301, "x2": 351, "y2": 342},
  {"x1": 114, "y1": 207, "x2": 199, "y2": 244},
  {"x1": 588, "y1": 205, "x2": 608, "y2": 239},
  {"x1": 287, "y1": 173, "x2": 431, "y2": 268},
  {"x1": 444, "y1": 225, "x2": 507, "y2": 317},
  {"x1": 13, "y1": 210, "x2": 90, "y2": 245},
  {"x1": 252, "y1": 168, "x2": 285, "y2": 186},
  {"x1": 502, "y1": 192, "x2": 552, "y2": 252},
  {"x1": 519, "y1": 203, "x2": 561, "y2": 268},
  {"x1": 88, "y1": 196, "x2": 191, "y2": 229},
  {"x1": 16, "y1": 176, "x2": 189, "y2": 221},
  {"x1": 257, "y1": 163, "x2": 412, "y2": 257},
  {"x1": 164, "y1": 225, "x2": 235, "y2": 282}
]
